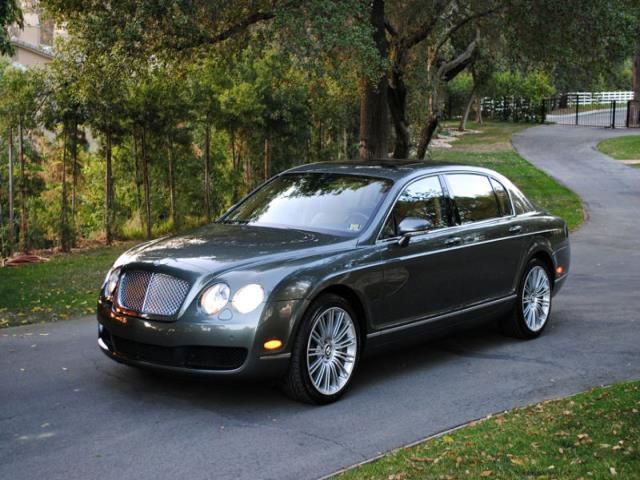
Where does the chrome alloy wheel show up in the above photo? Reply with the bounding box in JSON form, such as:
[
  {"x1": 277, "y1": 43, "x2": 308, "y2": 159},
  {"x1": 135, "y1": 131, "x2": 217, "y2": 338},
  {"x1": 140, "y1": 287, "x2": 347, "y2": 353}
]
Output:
[
  {"x1": 306, "y1": 306, "x2": 357, "y2": 396},
  {"x1": 522, "y1": 266, "x2": 551, "y2": 332}
]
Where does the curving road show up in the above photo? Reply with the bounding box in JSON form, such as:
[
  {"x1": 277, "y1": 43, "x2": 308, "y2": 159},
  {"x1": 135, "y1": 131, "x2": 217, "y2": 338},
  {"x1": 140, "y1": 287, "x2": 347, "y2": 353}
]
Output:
[{"x1": 1, "y1": 125, "x2": 639, "y2": 480}]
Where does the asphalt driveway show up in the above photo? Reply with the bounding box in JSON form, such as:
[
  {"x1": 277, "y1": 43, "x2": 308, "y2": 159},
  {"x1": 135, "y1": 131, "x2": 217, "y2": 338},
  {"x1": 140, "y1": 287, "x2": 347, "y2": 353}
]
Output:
[{"x1": 1, "y1": 125, "x2": 639, "y2": 480}]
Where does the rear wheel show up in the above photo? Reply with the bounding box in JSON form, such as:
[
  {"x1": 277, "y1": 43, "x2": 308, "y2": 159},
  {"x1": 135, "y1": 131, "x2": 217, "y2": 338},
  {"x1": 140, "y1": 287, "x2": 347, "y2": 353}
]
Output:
[
  {"x1": 502, "y1": 258, "x2": 553, "y2": 339},
  {"x1": 283, "y1": 294, "x2": 360, "y2": 404}
]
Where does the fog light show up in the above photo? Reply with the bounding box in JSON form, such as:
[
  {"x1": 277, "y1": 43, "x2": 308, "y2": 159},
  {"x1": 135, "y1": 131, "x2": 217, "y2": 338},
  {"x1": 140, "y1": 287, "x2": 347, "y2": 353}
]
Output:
[
  {"x1": 264, "y1": 339, "x2": 283, "y2": 350},
  {"x1": 556, "y1": 265, "x2": 564, "y2": 275}
]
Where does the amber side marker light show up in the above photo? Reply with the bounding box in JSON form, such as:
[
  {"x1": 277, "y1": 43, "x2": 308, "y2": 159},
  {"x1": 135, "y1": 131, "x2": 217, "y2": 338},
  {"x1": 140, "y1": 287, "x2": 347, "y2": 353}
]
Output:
[
  {"x1": 264, "y1": 339, "x2": 283, "y2": 350},
  {"x1": 556, "y1": 266, "x2": 564, "y2": 275}
]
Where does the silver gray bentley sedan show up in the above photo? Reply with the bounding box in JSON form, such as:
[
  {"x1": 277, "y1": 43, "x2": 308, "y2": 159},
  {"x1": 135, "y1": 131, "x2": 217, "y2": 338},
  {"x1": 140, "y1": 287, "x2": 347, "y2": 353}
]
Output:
[{"x1": 97, "y1": 161, "x2": 570, "y2": 404}]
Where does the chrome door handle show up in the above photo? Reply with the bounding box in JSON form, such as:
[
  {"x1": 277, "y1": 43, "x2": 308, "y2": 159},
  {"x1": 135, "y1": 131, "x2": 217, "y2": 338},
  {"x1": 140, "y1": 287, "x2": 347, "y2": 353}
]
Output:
[
  {"x1": 509, "y1": 225, "x2": 522, "y2": 234},
  {"x1": 444, "y1": 237, "x2": 462, "y2": 246}
]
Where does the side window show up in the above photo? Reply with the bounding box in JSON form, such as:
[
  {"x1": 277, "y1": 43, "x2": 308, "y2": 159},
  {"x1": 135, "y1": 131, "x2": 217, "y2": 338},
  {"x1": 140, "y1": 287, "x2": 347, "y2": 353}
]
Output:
[
  {"x1": 447, "y1": 174, "x2": 500, "y2": 224},
  {"x1": 490, "y1": 178, "x2": 512, "y2": 216},
  {"x1": 381, "y1": 176, "x2": 448, "y2": 238},
  {"x1": 511, "y1": 188, "x2": 534, "y2": 215}
]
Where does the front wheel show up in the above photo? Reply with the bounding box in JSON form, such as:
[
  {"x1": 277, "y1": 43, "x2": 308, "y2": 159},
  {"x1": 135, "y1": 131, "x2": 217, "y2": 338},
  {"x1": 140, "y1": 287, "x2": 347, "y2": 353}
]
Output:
[
  {"x1": 283, "y1": 294, "x2": 360, "y2": 404},
  {"x1": 502, "y1": 258, "x2": 553, "y2": 339}
]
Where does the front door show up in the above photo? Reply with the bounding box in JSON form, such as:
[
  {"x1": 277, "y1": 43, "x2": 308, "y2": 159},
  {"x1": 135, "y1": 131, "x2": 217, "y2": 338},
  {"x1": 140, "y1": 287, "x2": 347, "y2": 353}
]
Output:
[{"x1": 372, "y1": 175, "x2": 460, "y2": 329}]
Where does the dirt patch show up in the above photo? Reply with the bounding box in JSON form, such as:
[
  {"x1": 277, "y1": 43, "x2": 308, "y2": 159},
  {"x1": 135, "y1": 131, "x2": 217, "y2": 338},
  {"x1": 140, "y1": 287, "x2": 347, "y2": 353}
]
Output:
[{"x1": 452, "y1": 142, "x2": 514, "y2": 152}]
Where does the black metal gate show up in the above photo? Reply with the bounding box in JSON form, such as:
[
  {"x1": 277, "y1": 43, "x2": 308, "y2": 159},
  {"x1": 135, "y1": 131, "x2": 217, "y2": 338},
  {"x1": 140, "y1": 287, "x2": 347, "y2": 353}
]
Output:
[{"x1": 544, "y1": 94, "x2": 630, "y2": 128}]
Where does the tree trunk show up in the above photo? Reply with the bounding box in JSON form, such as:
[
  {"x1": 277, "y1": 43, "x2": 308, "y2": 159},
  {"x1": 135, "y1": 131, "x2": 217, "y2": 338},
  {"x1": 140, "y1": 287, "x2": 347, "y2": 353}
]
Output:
[
  {"x1": 60, "y1": 123, "x2": 69, "y2": 252},
  {"x1": 71, "y1": 120, "x2": 79, "y2": 247},
  {"x1": 18, "y1": 122, "x2": 27, "y2": 253},
  {"x1": 105, "y1": 133, "x2": 113, "y2": 245},
  {"x1": 204, "y1": 123, "x2": 212, "y2": 222},
  {"x1": 7, "y1": 127, "x2": 14, "y2": 251},
  {"x1": 230, "y1": 129, "x2": 239, "y2": 203},
  {"x1": 388, "y1": 75, "x2": 410, "y2": 158},
  {"x1": 263, "y1": 132, "x2": 271, "y2": 181},
  {"x1": 358, "y1": 0, "x2": 389, "y2": 162},
  {"x1": 141, "y1": 128, "x2": 152, "y2": 240},
  {"x1": 342, "y1": 126, "x2": 348, "y2": 160},
  {"x1": 388, "y1": 41, "x2": 410, "y2": 159},
  {"x1": 475, "y1": 95, "x2": 482, "y2": 124},
  {"x1": 633, "y1": 49, "x2": 640, "y2": 100},
  {"x1": 416, "y1": 115, "x2": 439, "y2": 160},
  {"x1": 242, "y1": 135, "x2": 251, "y2": 190},
  {"x1": 231, "y1": 129, "x2": 239, "y2": 171},
  {"x1": 459, "y1": 84, "x2": 478, "y2": 131},
  {"x1": 168, "y1": 143, "x2": 177, "y2": 229},
  {"x1": 132, "y1": 132, "x2": 143, "y2": 218},
  {"x1": 417, "y1": 30, "x2": 480, "y2": 159}
]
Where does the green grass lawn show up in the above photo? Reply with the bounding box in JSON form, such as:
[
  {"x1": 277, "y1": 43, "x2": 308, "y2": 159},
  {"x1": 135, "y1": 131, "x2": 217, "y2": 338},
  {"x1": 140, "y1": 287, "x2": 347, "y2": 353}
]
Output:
[
  {"x1": 439, "y1": 122, "x2": 532, "y2": 150},
  {"x1": 0, "y1": 243, "x2": 132, "y2": 328},
  {"x1": 337, "y1": 380, "x2": 640, "y2": 479},
  {"x1": 435, "y1": 121, "x2": 583, "y2": 230},
  {"x1": 597, "y1": 135, "x2": 640, "y2": 168}
]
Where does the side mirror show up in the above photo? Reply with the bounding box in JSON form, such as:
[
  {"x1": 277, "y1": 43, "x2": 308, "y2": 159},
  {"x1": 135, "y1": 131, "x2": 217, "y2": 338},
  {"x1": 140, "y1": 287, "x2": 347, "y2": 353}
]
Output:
[{"x1": 397, "y1": 217, "x2": 432, "y2": 246}]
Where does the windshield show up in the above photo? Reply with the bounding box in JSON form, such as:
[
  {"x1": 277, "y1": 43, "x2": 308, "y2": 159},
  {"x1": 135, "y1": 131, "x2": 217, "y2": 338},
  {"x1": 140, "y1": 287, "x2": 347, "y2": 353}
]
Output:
[{"x1": 222, "y1": 173, "x2": 393, "y2": 236}]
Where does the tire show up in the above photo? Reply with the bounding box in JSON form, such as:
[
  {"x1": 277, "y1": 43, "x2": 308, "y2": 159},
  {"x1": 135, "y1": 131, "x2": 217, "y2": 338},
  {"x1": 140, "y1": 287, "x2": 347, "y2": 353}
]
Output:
[
  {"x1": 502, "y1": 258, "x2": 553, "y2": 339},
  {"x1": 283, "y1": 293, "x2": 361, "y2": 404}
]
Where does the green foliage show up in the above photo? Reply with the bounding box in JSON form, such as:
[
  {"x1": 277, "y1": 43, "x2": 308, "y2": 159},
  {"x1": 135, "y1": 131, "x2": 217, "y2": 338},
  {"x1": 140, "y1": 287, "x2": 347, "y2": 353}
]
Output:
[
  {"x1": 0, "y1": 34, "x2": 360, "y2": 251},
  {"x1": 488, "y1": 70, "x2": 556, "y2": 103},
  {"x1": 0, "y1": 0, "x2": 22, "y2": 55},
  {"x1": 3, "y1": 0, "x2": 636, "y2": 252}
]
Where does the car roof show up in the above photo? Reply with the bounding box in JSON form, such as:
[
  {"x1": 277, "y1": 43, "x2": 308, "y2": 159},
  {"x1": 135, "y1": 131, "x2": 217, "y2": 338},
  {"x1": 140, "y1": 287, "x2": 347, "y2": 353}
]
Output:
[{"x1": 283, "y1": 160, "x2": 502, "y2": 182}]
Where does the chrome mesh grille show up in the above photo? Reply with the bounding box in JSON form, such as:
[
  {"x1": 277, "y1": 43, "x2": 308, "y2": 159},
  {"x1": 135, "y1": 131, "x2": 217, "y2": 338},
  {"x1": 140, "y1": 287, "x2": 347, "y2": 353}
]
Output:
[{"x1": 117, "y1": 271, "x2": 190, "y2": 317}]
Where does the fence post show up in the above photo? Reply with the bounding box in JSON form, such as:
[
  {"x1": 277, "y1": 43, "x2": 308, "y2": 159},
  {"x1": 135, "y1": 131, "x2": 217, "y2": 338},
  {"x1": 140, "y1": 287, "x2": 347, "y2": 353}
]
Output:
[
  {"x1": 575, "y1": 94, "x2": 579, "y2": 125},
  {"x1": 611, "y1": 100, "x2": 616, "y2": 129}
]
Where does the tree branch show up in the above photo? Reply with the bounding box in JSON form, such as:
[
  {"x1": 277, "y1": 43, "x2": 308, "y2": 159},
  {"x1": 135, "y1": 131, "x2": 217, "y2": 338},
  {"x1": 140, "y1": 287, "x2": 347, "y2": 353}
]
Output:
[
  {"x1": 432, "y1": 6, "x2": 500, "y2": 57},
  {"x1": 385, "y1": 20, "x2": 398, "y2": 37},
  {"x1": 436, "y1": 27, "x2": 480, "y2": 81},
  {"x1": 208, "y1": 11, "x2": 276, "y2": 44},
  {"x1": 400, "y1": 0, "x2": 455, "y2": 51}
]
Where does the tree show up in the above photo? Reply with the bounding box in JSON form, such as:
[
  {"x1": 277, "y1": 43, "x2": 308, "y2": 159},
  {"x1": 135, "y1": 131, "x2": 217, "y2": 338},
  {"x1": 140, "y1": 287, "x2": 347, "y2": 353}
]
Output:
[
  {"x1": 189, "y1": 58, "x2": 227, "y2": 222},
  {"x1": 76, "y1": 48, "x2": 128, "y2": 244},
  {"x1": 0, "y1": 0, "x2": 22, "y2": 56},
  {"x1": 41, "y1": 43, "x2": 87, "y2": 250},
  {"x1": 0, "y1": 67, "x2": 44, "y2": 252},
  {"x1": 43, "y1": 0, "x2": 640, "y2": 162}
]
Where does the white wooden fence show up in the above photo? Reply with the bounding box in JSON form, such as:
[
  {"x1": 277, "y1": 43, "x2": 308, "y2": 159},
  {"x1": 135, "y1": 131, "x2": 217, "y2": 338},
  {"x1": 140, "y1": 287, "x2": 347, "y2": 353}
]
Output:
[{"x1": 566, "y1": 91, "x2": 634, "y2": 105}]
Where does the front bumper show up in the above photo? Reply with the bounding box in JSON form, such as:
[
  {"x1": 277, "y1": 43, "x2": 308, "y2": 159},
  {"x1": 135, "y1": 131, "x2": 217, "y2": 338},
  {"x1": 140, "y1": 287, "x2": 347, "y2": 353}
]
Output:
[{"x1": 96, "y1": 298, "x2": 301, "y2": 379}]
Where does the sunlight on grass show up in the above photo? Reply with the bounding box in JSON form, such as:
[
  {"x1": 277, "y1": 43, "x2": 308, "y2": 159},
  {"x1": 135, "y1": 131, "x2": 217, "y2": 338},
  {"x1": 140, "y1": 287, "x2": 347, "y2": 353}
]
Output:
[{"x1": 597, "y1": 135, "x2": 640, "y2": 161}]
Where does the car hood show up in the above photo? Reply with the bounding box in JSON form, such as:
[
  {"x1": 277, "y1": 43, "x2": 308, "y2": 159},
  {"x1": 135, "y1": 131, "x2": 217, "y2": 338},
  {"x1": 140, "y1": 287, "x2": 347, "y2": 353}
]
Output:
[{"x1": 115, "y1": 223, "x2": 352, "y2": 277}]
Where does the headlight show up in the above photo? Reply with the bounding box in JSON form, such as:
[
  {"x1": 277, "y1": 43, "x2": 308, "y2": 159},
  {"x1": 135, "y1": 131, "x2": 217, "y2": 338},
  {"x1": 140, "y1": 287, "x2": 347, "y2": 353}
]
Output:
[
  {"x1": 201, "y1": 283, "x2": 230, "y2": 315},
  {"x1": 232, "y1": 284, "x2": 265, "y2": 314},
  {"x1": 102, "y1": 267, "x2": 121, "y2": 300}
]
